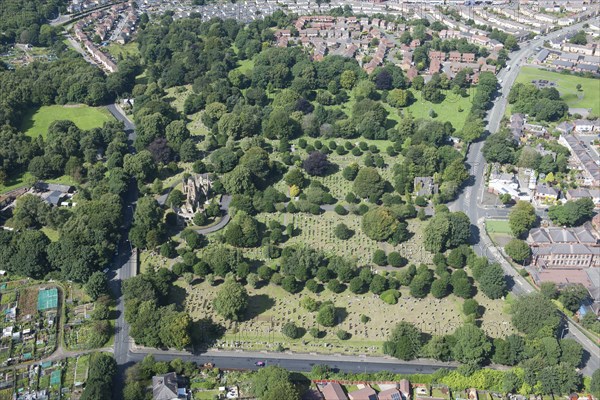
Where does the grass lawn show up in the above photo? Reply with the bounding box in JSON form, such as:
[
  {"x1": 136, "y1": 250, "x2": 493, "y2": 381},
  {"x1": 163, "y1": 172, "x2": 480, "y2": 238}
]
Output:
[
  {"x1": 235, "y1": 58, "x2": 254, "y2": 74},
  {"x1": 331, "y1": 88, "x2": 472, "y2": 131},
  {"x1": 41, "y1": 227, "x2": 60, "y2": 242},
  {"x1": 402, "y1": 89, "x2": 473, "y2": 130},
  {"x1": 485, "y1": 219, "x2": 511, "y2": 234},
  {"x1": 485, "y1": 219, "x2": 514, "y2": 247},
  {"x1": 105, "y1": 42, "x2": 139, "y2": 60},
  {"x1": 20, "y1": 104, "x2": 114, "y2": 138},
  {"x1": 0, "y1": 172, "x2": 77, "y2": 195},
  {"x1": 514, "y1": 67, "x2": 600, "y2": 115}
]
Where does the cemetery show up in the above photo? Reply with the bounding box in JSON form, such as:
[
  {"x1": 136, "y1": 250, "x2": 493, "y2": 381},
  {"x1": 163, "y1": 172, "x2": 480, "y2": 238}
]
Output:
[{"x1": 175, "y1": 276, "x2": 514, "y2": 354}]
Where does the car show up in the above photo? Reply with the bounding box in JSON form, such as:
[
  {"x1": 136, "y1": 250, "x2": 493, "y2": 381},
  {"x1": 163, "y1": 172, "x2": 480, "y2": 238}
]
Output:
[
  {"x1": 255, "y1": 361, "x2": 265, "y2": 367},
  {"x1": 103, "y1": 268, "x2": 109, "y2": 273}
]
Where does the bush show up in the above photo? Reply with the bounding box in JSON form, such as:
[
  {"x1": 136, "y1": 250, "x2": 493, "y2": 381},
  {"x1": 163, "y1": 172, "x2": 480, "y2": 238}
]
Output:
[
  {"x1": 380, "y1": 289, "x2": 400, "y2": 304},
  {"x1": 281, "y1": 276, "x2": 301, "y2": 294},
  {"x1": 415, "y1": 196, "x2": 428, "y2": 207},
  {"x1": 309, "y1": 327, "x2": 321, "y2": 338},
  {"x1": 334, "y1": 223, "x2": 354, "y2": 240},
  {"x1": 334, "y1": 204, "x2": 348, "y2": 215},
  {"x1": 360, "y1": 314, "x2": 370, "y2": 323},
  {"x1": 281, "y1": 322, "x2": 302, "y2": 339},
  {"x1": 336, "y1": 330, "x2": 350, "y2": 340}
]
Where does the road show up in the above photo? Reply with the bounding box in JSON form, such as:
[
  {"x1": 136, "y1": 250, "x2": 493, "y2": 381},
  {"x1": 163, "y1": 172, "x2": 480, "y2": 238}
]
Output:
[
  {"x1": 128, "y1": 349, "x2": 458, "y2": 375},
  {"x1": 448, "y1": 20, "x2": 599, "y2": 375}
]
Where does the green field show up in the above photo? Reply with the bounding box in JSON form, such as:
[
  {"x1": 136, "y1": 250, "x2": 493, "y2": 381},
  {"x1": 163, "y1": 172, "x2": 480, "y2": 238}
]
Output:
[
  {"x1": 514, "y1": 67, "x2": 600, "y2": 115},
  {"x1": 485, "y1": 219, "x2": 512, "y2": 234},
  {"x1": 105, "y1": 42, "x2": 140, "y2": 60},
  {"x1": 20, "y1": 105, "x2": 114, "y2": 138}
]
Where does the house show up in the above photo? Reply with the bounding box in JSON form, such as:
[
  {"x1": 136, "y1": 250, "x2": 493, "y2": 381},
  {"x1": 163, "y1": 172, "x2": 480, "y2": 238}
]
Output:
[
  {"x1": 320, "y1": 382, "x2": 348, "y2": 400},
  {"x1": 400, "y1": 379, "x2": 411, "y2": 400},
  {"x1": 552, "y1": 59, "x2": 574, "y2": 69},
  {"x1": 528, "y1": 225, "x2": 599, "y2": 270},
  {"x1": 535, "y1": 48, "x2": 550, "y2": 64},
  {"x1": 414, "y1": 177, "x2": 439, "y2": 197},
  {"x1": 556, "y1": 121, "x2": 574, "y2": 134},
  {"x1": 535, "y1": 184, "x2": 559, "y2": 202},
  {"x1": 566, "y1": 188, "x2": 600, "y2": 207},
  {"x1": 510, "y1": 113, "x2": 525, "y2": 142},
  {"x1": 573, "y1": 119, "x2": 598, "y2": 133},
  {"x1": 429, "y1": 59, "x2": 441, "y2": 74},
  {"x1": 462, "y1": 52, "x2": 476, "y2": 63},
  {"x1": 378, "y1": 388, "x2": 403, "y2": 400},
  {"x1": 348, "y1": 386, "x2": 377, "y2": 400},
  {"x1": 152, "y1": 373, "x2": 187, "y2": 400},
  {"x1": 448, "y1": 51, "x2": 461, "y2": 62}
]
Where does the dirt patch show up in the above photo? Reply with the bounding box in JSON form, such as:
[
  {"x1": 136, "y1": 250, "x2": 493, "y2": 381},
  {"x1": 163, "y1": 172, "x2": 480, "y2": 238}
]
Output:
[{"x1": 18, "y1": 287, "x2": 38, "y2": 320}]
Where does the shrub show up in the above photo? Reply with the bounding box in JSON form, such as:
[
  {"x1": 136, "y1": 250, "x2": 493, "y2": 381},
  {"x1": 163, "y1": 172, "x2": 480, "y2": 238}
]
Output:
[
  {"x1": 334, "y1": 223, "x2": 354, "y2": 240},
  {"x1": 360, "y1": 314, "x2": 370, "y2": 323},
  {"x1": 337, "y1": 330, "x2": 350, "y2": 340},
  {"x1": 380, "y1": 289, "x2": 400, "y2": 304},
  {"x1": 334, "y1": 204, "x2": 348, "y2": 215},
  {"x1": 463, "y1": 299, "x2": 481, "y2": 317}
]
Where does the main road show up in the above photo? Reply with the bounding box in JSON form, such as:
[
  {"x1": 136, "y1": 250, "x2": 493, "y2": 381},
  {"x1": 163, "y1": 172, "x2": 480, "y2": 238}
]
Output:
[{"x1": 449, "y1": 20, "x2": 599, "y2": 375}]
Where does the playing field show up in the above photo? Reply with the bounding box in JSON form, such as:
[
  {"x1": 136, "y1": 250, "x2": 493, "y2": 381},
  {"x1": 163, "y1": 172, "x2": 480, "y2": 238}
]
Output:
[
  {"x1": 20, "y1": 104, "x2": 114, "y2": 138},
  {"x1": 515, "y1": 67, "x2": 600, "y2": 115},
  {"x1": 485, "y1": 219, "x2": 511, "y2": 234}
]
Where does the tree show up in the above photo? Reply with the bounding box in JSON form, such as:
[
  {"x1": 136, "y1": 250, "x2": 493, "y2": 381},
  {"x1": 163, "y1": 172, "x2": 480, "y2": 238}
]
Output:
[
  {"x1": 509, "y1": 201, "x2": 536, "y2": 238},
  {"x1": 123, "y1": 150, "x2": 157, "y2": 183},
  {"x1": 512, "y1": 293, "x2": 560, "y2": 337},
  {"x1": 281, "y1": 276, "x2": 301, "y2": 294},
  {"x1": 540, "y1": 282, "x2": 559, "y2": 300},
  {"x1": 340, "y1": 70, "x2": 357, "y2": 89},
  {"x1": 369, "y1": 275, "x2": 388, "y2": 294},
  {"x1": 362, "y1": 207, "x2": 399, "y2": 241},
  {"x1": 86, "y1": 271, "x2": 108, "y2": 300},
  {"x1": 284, "y1": 168, "x2": 306, "y2": 188},
  {"x1": 559, "y1": 338, "x2": 583, "y2": 368},
  {"x1": 478, "y1": 263, "x2": 507, "y2": 300},
  {"x1": 462, "y1": 299, "x2": 480, "y2": 317},
  {"x1": 159, "y1": 307, "x2": 192, "y2": 350},
  {"x1": 591, "y1": 369, "x2": 600, "y2": 398},
  {"x1": 282, "y1": 322, "x2": 302, "y2": 339},
  {"x1": 548, "y1": 198, "x2": 595, "y2": 227},
  {"x1": 372, "y1": 250, "x2": 387, "y2": 266},
  {"x1": 213, "y1": 279, "x2": 248, "y2": 321},
  {"x1": 342, "y1": 163, "x2": 359, "y2": 181},
  {"x1": 504, "y1": 239, "x2": 531, "y2": 264},
  {"x1": 303, "y1": 152, "x2": 330, "y2": 176},
  {"x1": 353, "y1": 167, "x2": 385, "y2": 200},
  {"x1": 387, "y1": 89, "x2": 414, "y2": 108},
  {"x1": 334, "y1": 223, "x2": 353, "y2": 240},
  {"x1": 569, "y1": 30, "x2": 587, "y2": 45},
  {"x1": 383, "y1": 322, "x2": 422, "y2": 360},
  {"x1": 349, "y1": 277, "x2": 367, "y2": 294},
  {"x1": 81, "y1": 353, "x2": 117, "y2": 400},
  {"x1": 559, "y1": 284, "x2": 590, "y2": 313},
  {"x1": 316, "y1": 302, "x2": 337, "y2": 327},
  {"x1": 451, "y1": 324, "x2": 491, "y2": 365},
  {"x1": 251, "y1": 366, "x2": 300, "y2": 400},
  {"x1": 387, "y1": 252, "x2": 404, "y2": 267},
  {"x1": 430, "y1": 276, "x2": 451, "y2": 299},
  {"x1": 11, "y1": 230, "x2": 51, "y2": 279}
]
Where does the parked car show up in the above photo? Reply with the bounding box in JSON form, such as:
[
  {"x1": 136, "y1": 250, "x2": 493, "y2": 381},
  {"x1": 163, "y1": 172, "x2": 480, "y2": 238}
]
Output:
[{"x1": 255, "y1": 361, "x2": 265, "y2": 367}]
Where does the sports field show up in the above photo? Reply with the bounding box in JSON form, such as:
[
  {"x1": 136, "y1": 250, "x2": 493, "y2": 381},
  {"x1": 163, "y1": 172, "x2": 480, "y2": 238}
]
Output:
[
  {"x1": 20, "y1": 104, "x2": 114, "y2": 138},
  {"x1": 515, "y1": 67, "x2": 600, "y2": 115}
]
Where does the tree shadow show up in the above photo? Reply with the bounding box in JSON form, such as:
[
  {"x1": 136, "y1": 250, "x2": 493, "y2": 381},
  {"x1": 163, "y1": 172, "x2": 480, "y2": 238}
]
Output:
[
  {"x1": 469, "y1": 223, "x2": 481, "y2": 246},
  {"x1": 167, "y1": 285, "x2": 188, "y2": 309},
  {"x1": 191, "y1": 318, "x2": 226, "y2": 351},
  {"x1": 243, "y1": 294, "x2": 275, "y2": 321},
  {"x1": 336, "y1": 307, "x2": 348, "y2": 325}
]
